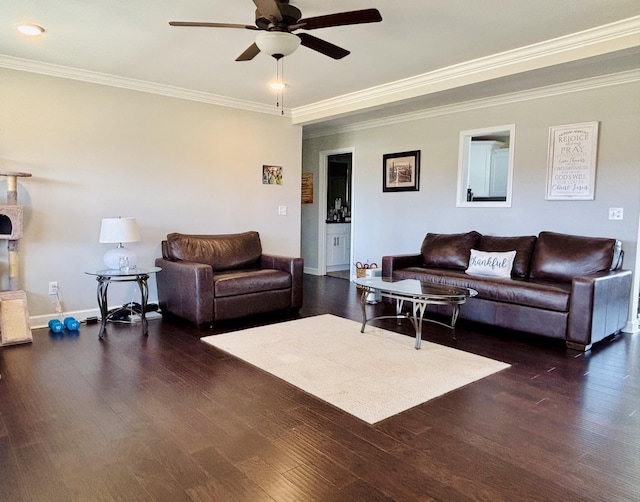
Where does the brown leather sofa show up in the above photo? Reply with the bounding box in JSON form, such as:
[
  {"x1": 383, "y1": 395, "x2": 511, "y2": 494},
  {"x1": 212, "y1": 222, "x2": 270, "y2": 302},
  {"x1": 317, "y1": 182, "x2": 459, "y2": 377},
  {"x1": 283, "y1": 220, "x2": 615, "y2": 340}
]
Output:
[
  {"x1": 382, "y1": 231, "x2": 632, "y2": 350},
  {"x1": 155, "y1": 231, "x2": 303, "y2": 328}
]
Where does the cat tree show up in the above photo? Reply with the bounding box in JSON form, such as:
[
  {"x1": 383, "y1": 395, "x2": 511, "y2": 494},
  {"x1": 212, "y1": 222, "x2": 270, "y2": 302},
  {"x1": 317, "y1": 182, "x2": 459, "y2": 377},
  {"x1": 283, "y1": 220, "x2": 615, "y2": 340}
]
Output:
[{"x1": 0, "y1": 171, "x2": 32, "y2": 346}]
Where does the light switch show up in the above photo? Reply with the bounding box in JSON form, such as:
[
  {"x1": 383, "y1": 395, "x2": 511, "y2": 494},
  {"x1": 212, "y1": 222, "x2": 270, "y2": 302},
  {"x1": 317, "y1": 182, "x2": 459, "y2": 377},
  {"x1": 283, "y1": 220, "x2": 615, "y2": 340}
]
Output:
[
  {"x1": 278, "y1": 205, "x2": 287, "y2": 216},
  {"x1": 608, "y1": 207, "x2": 623, "y2": 220}
]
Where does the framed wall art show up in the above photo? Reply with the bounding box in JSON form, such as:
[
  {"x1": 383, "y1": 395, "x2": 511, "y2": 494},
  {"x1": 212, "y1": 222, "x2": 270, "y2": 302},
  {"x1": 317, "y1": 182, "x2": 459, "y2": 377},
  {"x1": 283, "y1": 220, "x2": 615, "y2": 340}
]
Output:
[
  {"x1": 546, "y1": 122, "x2": 599, "y2": 200},
  {"x1": 301, "y1": 172, "x2": 313, "y2": 203},
  {"x1": 263, "y1": 165, "x2": 282, "y2": 185},
  {"x1": 382, "y1": 150, "x2": 420, "y2": 192}
]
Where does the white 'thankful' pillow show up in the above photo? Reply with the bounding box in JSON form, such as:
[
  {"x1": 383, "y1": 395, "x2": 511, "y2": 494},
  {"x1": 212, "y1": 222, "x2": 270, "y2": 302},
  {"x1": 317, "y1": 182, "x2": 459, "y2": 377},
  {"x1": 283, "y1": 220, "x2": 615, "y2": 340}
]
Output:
[{"x1": 465, "y1": 249, "x2": 516, "y2": 278}]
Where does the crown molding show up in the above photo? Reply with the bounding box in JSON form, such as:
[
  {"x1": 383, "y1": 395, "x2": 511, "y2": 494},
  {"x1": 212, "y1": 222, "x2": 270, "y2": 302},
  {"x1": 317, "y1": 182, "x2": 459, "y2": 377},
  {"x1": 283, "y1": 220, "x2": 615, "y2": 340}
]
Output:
[
  {"x1": 292, "y1": 16, "x2": 640, "y2": 125},
  {"x1": 302, "y1": 70, "x2": 640, "y2": 140},
  {"x1": 0, "y1": 55, "x2": 290, "y2": 117},
  {"x1": 1, "y1": 16, "x2": 637, "y2": 124}
]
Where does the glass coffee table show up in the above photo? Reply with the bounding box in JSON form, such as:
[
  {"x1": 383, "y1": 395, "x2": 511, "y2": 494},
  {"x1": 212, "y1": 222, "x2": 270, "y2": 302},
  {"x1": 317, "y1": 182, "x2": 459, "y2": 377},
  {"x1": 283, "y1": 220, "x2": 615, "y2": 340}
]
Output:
[{"x1": 353, "y1": 277, "x2": 477, "y2": 349}]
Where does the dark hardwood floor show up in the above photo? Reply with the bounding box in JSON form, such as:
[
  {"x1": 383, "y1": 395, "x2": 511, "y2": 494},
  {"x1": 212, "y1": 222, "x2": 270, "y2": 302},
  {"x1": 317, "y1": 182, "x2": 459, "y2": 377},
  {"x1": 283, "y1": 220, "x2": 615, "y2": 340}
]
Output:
[{"x1": 1, "y1": 275, "x2": 638, "y2": 501}]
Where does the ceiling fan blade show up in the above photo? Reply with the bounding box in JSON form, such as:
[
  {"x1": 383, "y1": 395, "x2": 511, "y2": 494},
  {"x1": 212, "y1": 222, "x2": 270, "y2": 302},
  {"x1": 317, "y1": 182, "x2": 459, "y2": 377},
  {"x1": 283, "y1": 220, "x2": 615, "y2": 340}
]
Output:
[
  {"x1": 297, "y1": 33, "x2": 350, "y2": 60},
  {"x1": 169, "y1": 21, "x2": 257, "y2": 30},
  {"x1": 236, "y1": 43, "x2": 261, "y2": 61},
  {"x1": 298, "y1": 9, "x2": 382, "y2": 30},
  {"x1": 253, "y1": 0, "x2": 282, "y2": 22}
]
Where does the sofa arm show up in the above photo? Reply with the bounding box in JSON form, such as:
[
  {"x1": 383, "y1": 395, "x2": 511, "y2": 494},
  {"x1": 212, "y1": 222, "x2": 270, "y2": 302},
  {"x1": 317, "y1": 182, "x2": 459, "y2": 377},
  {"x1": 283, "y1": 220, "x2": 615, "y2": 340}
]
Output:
[
  {"x1": 567, "y1": 269, "x2": 632, "y2": 349},
  {"x1": 382, "y1": 254, "x2": 423, "y2": 278},
  {"x1": 155, "y1": 257, "x2": 214, "y2": 326},
  {"x1": 261, "y1": 254, "x2": 304, "y2": 309}
]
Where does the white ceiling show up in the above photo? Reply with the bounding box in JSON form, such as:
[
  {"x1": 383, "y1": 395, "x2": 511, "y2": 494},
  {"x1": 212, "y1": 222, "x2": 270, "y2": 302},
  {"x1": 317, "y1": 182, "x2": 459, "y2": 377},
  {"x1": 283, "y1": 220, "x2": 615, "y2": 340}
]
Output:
[{"x1": 1, "y1": 1, "x2": 639, "y2": 128}]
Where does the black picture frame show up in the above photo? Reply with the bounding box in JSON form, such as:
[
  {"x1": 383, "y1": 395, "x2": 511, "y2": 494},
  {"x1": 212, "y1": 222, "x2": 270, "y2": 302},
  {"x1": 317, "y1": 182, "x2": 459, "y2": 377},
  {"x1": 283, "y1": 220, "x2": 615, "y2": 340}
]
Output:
[{"x1": 382, "y1": 150, "x2": 420, "y2": 192}]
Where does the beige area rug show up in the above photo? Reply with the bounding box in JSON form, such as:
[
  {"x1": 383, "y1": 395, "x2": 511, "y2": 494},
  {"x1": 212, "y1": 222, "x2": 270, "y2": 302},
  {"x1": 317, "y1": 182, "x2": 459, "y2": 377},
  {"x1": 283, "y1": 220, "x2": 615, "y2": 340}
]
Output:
[{"x1": 202, "y1": 314, "x2": 510, "y2": 424}]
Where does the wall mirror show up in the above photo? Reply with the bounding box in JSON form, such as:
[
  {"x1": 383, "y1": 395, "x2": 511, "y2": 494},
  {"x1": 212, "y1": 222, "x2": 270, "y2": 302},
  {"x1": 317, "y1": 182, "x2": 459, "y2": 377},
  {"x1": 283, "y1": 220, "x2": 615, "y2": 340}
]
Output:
[{"x1": 456, "y1": 124, "x2": 515, "y2": 207}]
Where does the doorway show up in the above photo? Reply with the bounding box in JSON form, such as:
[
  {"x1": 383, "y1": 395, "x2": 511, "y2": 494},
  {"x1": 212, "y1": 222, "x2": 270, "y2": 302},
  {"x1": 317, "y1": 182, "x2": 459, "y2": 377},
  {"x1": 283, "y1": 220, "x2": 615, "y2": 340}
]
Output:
[
  {"x1": 318, "y1": 148, "x2": 354, "y2": 279},
  {"x1": 628, "y1": 212, "x2": 640, "y2": 333}
]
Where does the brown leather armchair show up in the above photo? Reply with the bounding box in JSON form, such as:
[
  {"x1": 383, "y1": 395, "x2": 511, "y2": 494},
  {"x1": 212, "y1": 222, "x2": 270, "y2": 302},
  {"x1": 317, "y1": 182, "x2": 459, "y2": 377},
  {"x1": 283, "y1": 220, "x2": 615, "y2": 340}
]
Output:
[{"x1": 155, "y1": 231, "x2": 303, "y2": 327}]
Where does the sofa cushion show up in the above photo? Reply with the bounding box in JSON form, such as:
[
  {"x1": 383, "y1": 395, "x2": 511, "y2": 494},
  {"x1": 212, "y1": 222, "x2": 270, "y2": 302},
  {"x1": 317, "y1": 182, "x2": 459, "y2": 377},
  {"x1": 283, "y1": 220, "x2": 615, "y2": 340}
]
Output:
[
  {"x1": 213, "y1": 269, "x2": 291, "y2": 297},
  {"x1": 466, "y1": 249, "x2": 516, "y2": 278},
  {"x1": 476, "y1": 235, "x2": 537, "y2": 278},
  {"x1": 420, "y1": 231, "x2": 480, "y2": 270},
  {"x1": 393, "y1": 267, "x2": 570, "y2": 312},
  {"x1": 530, "y1": 231, "x2": 616, "y2": 282},
  {"x1": 166, "y1": 231, "x2": 262, "y2": 272}
]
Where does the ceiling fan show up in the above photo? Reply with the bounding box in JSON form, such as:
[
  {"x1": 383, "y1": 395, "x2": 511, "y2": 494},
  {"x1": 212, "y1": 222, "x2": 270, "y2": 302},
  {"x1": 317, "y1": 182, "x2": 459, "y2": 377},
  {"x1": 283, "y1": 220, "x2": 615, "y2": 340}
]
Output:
[{"x1": 169, "y1": 0, "x2": 382, "y2": 61}]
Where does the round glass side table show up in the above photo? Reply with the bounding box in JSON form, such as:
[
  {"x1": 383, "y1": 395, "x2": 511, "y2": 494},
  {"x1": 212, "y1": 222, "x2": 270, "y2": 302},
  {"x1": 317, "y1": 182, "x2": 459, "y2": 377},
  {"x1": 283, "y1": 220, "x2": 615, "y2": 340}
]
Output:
[{"x1": 85, "y1": 267, "x2": 161, "y2": 339}]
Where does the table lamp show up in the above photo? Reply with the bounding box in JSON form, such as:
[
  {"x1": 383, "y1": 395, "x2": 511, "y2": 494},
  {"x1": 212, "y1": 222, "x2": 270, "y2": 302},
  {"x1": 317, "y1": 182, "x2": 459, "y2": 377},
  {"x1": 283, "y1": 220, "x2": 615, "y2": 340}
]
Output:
[{"x1": 99, "y1": 217, "x2": 140, "y2": 270}]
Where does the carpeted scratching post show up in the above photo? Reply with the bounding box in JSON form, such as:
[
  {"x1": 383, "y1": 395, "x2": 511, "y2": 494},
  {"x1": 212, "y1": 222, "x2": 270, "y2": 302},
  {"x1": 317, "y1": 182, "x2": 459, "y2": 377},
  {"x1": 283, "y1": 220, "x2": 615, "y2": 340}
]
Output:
[{"x1": 0, "y1": 172, "x2": 32, "y2": 346}]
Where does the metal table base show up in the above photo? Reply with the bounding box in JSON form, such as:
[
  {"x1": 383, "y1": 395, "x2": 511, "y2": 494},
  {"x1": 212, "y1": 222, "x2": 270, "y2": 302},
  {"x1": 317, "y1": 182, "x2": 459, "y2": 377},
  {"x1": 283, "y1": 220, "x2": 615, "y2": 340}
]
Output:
[
  {"x1": 357, "y1": 285, "x2": 470, "y2": 350},
  {"x1": 85, "y1": 267, "x2": 161, "y2": 340}
]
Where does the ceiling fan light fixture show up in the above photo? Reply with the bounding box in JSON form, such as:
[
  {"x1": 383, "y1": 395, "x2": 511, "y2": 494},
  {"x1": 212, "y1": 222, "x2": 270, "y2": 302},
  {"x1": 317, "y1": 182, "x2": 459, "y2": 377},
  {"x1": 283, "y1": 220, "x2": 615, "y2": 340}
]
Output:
[
  {"x1": 255, "y1": 31, "x2": 300, "y2": 59},
  {"x1": 17, "y1": 24, "x2": 45, "y2": 36}
]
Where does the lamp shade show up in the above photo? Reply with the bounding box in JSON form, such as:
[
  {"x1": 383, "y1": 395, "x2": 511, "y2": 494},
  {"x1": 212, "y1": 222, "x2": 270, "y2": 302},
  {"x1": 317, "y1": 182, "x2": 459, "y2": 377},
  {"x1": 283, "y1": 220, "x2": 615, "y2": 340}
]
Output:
[
  {"x1": 99, "y1": 217, "x2": 140, "y2": 244},
  {"x1": 255, "y1": 31, "x2": 300, "y2": 58},
  {"x1": 99, "y1": 217, "x2": 140, "y2": 270}
]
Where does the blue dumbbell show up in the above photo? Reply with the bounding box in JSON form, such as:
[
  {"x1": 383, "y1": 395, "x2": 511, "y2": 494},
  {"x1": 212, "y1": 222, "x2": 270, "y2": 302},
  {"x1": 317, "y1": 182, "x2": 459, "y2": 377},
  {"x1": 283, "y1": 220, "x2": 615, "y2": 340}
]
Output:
[
  {"x1": 64, "y1": 317, "x2": 80, "y2": 331},
  {"x1": 48, "y1": 319, "x2": 64, "y2": 333}
]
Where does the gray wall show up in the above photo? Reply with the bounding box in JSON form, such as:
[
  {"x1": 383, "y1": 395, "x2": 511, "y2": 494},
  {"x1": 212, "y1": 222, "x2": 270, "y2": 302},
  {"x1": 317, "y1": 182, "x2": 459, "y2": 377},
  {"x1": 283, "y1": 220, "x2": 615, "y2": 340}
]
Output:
[
  {"x1": 302, "y1": 80, "x2": 640, "y2": 327},
  {"x1": 0, "y1": 68, "x2": 303, "y2": 325}
]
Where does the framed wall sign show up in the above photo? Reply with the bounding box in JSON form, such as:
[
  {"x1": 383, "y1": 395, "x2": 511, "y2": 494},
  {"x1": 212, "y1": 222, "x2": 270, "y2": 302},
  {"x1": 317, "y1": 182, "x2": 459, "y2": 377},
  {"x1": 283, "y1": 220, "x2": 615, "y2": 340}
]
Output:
[
  {"x1": 546, "y1": 122, "x2": 599, "y2": 200},
  {"x1": 383, "y1": 150, "x2": 420, "y2": 192},
  {"x1": 301, "y1": 172, "x2": 313, "y2": 203}
]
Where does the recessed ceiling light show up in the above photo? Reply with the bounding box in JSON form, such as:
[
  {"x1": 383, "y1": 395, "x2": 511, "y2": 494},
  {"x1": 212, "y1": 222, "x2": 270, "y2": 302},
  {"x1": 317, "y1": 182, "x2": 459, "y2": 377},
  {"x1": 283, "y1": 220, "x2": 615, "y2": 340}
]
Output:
[
  {"x1": 269, "y1": 82, "x2": 286, "y2": 90},
  {"x1": 17, "y1": 24, "x2": 45, "y2": 36}
]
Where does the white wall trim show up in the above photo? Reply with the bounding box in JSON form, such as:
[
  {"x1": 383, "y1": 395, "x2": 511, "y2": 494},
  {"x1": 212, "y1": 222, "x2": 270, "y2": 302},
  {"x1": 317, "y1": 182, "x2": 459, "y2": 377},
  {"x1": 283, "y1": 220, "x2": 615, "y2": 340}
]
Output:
[
  {"x1": 622, "y1": 212, "x2": 640, "y2": 334},
  {"x1": 2, "y1": 17, "x2": 637, "y2": 125},
  {"x1": 624, "y1": 319, "x2": 639, "y2": 334},
  {"x1": 30, "y1": 307, "x2": 163, "y2": 330},
  {"x1": 30, "y1": 308, "x2": 100, "y2": 330},
  {"x1": 292, "y1": 16, "x2": 640, "y2": 125},
  {"x1": 303, "y1": 266, "x2": 321, "y2": 276},
  {"x1": 0, "y1": 55, "x2": 288, "y2": 117},
  {"x1": 303, "y1": 70, "x2": 640, "y2": 140}
]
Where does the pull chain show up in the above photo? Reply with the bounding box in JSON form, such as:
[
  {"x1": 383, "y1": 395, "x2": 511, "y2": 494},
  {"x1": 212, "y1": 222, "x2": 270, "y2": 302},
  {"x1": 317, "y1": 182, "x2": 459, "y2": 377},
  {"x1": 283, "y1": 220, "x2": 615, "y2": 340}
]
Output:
[
  {"x1": 275, "y1": 58, "x2": 280, "y2": 109},
  {"x1": 273, "y1": 57, "x2": 285, "y2": 115},
  {"x1": 280, "y1": 58, "x2": 285, "y2": 115}
]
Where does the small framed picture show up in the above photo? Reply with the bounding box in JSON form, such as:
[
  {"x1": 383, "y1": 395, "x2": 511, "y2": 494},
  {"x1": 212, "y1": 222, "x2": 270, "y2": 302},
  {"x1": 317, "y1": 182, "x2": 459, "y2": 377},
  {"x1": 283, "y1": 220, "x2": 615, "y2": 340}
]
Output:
[
  {"x1": 263, "y1": 165, "x2": 282, "y2": 185},
  {"x1": 383, "y1": 150, "x2": 420, "y2": 192}
]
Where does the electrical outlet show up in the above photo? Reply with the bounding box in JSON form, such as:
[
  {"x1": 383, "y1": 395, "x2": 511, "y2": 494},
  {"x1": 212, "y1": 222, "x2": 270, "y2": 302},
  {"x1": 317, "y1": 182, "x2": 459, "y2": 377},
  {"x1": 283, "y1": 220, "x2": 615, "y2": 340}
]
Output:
[
  {"x1": 608, "y1": 207, "x2": 623, "y2": 220},
  {"x1": 48, "y1": 281, "x2": 59, "y2": 295},
  {"x1": 278, "y1": 205, "x2": 288, "y2": 216}
]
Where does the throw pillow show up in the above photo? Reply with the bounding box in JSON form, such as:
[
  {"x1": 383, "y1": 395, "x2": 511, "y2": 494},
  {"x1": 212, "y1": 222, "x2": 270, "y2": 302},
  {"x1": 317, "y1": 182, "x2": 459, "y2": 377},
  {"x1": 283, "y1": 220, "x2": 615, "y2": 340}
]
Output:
[
  {"x1": 465, "y1": 249, "x2": 516, "y2": 278},
  {"x1": 476, "y1": 235, "x2": 537, "y2": 278}
]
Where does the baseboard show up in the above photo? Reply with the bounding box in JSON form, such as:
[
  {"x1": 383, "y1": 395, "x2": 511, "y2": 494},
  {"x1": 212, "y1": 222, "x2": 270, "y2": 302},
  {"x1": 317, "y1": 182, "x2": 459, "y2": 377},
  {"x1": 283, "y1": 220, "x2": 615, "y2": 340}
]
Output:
[
  {"x1": 30, "y1": 308, "x2": 100, "y2": 330},
  {"x1": 304, "y1": 267, "x2": 321, "y2": 275},
  {"x1": 29, "y1": 306, "x2": 162, "y2": 330},
  {"x1": 128, "y1": 312, "x2": 163, "y2": 323},
  {"x1": 326, "y1": 265, "x2": 350, "y2": 273},
  {"x1": 622, "y1": 317, "x2": 639, "y2": 334}
]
